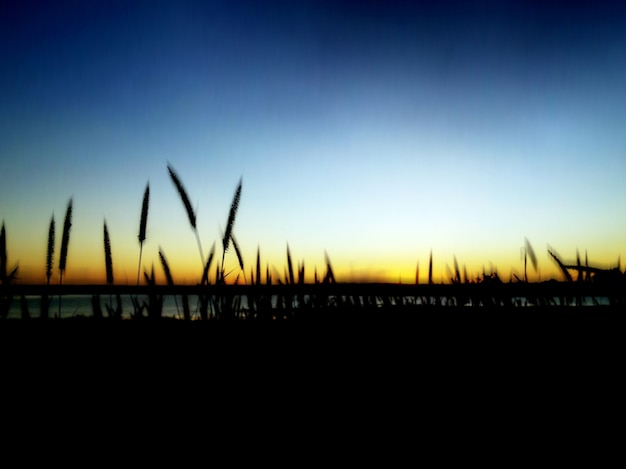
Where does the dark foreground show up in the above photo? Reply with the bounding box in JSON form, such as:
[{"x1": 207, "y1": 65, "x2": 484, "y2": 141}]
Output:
[{"x1": 2, "y1": 304, "x2": 621, "y2": 402}]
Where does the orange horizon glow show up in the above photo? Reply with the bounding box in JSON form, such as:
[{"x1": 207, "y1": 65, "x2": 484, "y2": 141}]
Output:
[
  {"x1": 4, "y1": 197, "x2": 623, "y2": 287},
  {"x1": 11, "y1": 252, "x2": 602, "y2": 286},
  {"x1": 2, "y1": 3, "x2": 626, "y2": 295}
]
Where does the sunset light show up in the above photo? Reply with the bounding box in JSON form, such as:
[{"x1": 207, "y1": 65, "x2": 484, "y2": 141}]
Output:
[{"x1": 1, "y1": 1, "x2": 625, "y2": 318}]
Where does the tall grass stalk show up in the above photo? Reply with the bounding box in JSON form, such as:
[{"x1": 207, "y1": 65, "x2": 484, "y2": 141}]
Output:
[
  {"x1": 46, "y1": 215, "x2": 55, "y2": 285},
  {"x1": 104, "y1": 220, "x2": 113, "y2": 312},
  {"x1": 0, "y1": 222, "x2": 18, "y2": 319},
  {"x1": 0, "y1": 222, "x2": 5, "y2": 283},
  {"x1": 524, "y1": 237, "x2": 538, "y2": 282},
  {"x1": 286, "y1": 244, "x2": 294, "y2": 285},
  {"x1": 221, "y1": 177, "x2": 243, "y2": 274},
  {"x1": 0, "y1": 222, "x2": 15, "y2": 283},
  {"x1": 0, "y1": 222, "x2": 18, "y2": 284},
  {"x1": 201, "y1": 242, "x2": 216, "y2": 285},
  {"x1": 256, "y1": 246, "x2": 261, "y2": 286},
  {"x1": 453, "y1": 256, "x2": 461, "y2": 284},
  {"x1": 230, "y1": 233, "x2": 245, "y2": 282},
  {"x1": 159, "y1": 248, "x2": 180, "y2": 317},
  {"x1": 198, "y1": 241, "x2": 216, "y2": 319},
  {"x1": 159, "y1": 249, "x2": 174, "y2": 287},
  {"x1": 428, "y1": 250, "x2": 433, "y2": 285},
  {"x1": 167, "y1": 164, "x2": 204, "y2": 269},
  {"x1": 137, "y1": 183, "x2": 149, "y2": 286},
  {"x1": 548, "y1": 248, "x2": 573, "y2": 282},
  {"x1": 143, "y1": 264, "x2": 163, "y2": 319},
  {"x1": 104, "y1": 221, "x2": 114, "y2": 285},
  {"x1": 324, "y1": 251, "x2": 335, "y2": 284},
  {"x1": 58, "y1": 198, "x2": 72, "y2": 318},
  {"x1": 38, "y1": 215, "x2": 55, "y2": 319}
]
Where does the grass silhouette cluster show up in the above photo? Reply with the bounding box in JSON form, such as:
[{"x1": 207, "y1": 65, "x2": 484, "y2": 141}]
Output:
[{"x1": 0, "y1": 164, "x2": 624, "y2": 320}]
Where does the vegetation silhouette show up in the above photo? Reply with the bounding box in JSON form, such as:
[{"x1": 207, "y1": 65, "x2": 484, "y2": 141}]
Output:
[
  {"x1": 137, "y1": 183, "x2": 149, "y2": 286},
  {"x1": 0, "y1": 163, "x2": 624, "y2": 321},
  {"x1": 57, "y1": 198, "x2": 72, "y2": 318},
  {"x1": 0, "y1": 221, "x2": 19, "y2": 319},
  {"x1": 40, "y1": 215, "x2": 55, "y2": 320},
  {"x1": 168, "y1": 164, "x2": 204, "y2": 269}
]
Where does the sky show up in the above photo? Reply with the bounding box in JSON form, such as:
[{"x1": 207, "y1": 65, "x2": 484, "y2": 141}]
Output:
[{"x1": 1, "y1": 0, "x2": 625, "y2": 285}]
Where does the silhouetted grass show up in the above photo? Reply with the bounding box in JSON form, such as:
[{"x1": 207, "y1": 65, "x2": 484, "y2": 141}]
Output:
[
  {"x1": 0, "y1": 222, "x2": 19, "y2": 286},
  {"x1": 1, "y1": 163, "x2": 624, "y2": 322},
  {"x1": 548, "y1": 248, "x2": 573, "y2": 283},
  {"x1": 137, "y1": 183, "x2": 149, "y2": 286},
  {"x1": 159, "y1": 248, "x2": 182, "y2": 318},
  {"x1": 143, "y1": 265, "x2": 163, "y2": 319},
  {"x1": 58, "y1": 198, "x2": 72, "y2": 318},
  {"x1": 104, "y1": 221, "x2": 113, "y2": 286},
  {"x1": 201, "y1": 242, "x2": 216, "y2": 286},
  {"x1": 168, "y1": 164, "x2": 204, "y2": 268},
  {"x1": 59, "y1": 199, "x2": 72, "y2": 283},
  {"x1": 220, "y1": 177, "x2": 243, "y2": 283},
  {"x1": 524, "y1": 237, "x2": 538, "y2": 282},
  {"x1": 222, "y1": 177, "x2": 242, "y2": 256},
  {"x1": 105, "y1": 294, "x2": 123, "y2": 319},
  {"x1": 230, "y1": 233, "x2": 245, "y2": 278},
  {"x1": 428, "y1": 250, "x2": 433, "y2": 285},
  {"x1": 46, "y1": 215, "x2": 55, "y2": 286},
  {"x1": 40, "y1": 217, "x2": 54, "y2": 316},
  {"x1": 0, "y1": 222, "x2": 19, "y2": 319}
]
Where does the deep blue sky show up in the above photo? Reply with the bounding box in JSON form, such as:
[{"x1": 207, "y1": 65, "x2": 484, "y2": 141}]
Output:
[{"x1": 1, "y1": 1, "x2": 625, "y2": 283}]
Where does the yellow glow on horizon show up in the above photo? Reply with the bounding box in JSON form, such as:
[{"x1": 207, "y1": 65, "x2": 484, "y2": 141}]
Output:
[
  {"x1": 8, "y1": 225, "x2": 623, "y2": 285},
  {"x1": 12, "y1": 252, "x2": 583, "y2": 285}
]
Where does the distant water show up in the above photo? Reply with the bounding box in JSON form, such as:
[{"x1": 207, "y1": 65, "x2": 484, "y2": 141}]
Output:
[
  {"x1": 4, "y1": 293, "x2": 612, "y2": 319},
  {"x1": 5, "y1": 295, "x2": 190, "y2": 320}
]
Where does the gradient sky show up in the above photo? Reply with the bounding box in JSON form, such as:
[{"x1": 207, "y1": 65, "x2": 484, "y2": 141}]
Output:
[{"x1": 1, "y1": 0, "x2": 625, "y2": 284}]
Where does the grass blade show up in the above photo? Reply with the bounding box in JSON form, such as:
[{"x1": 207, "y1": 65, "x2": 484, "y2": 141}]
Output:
[
  {"x1": 428, "y1": 250, "x2": 433, "y2": 285},
  {"x1": 324, "y1": 251, "x2": 335, "y2": 284},
  {"x1": 167, "y1": 164, "x2": 196, "y2": 229},
  {"x1": 46, "y1": 215, "x2": 55, "y2": 285},
  {"x1": 167, "y1": 164, "x2": 204, "y2": 268},
  {"x1": 144, "y1": 264, "x2": 155, "y2": 286},
  {"x1": 222, "y1": 177, "x2": 242, "y2": 255},
  {"x1": 56, "y1": 198, "x2": 72, "y2": 318},
  {"x1": 159, "y1": 248, "x2": 174, "y2": 287},
  {"x1": 0, "y1": 222, "x2": 6, "y2": 282},
  {"x1": 159, "y1": 249, "x2": 180, "y2": 317},
  {"x1": 298, "y1": 261, "x2": 305, "y2": 285},
  {"x1": 230, "y1": 233, "x2": 245, "y2": 273},
  {"x1": 525, "y1": 237, "x2": 537, "y2": 272},
  {"x1": 104, "y1": 220, "x2": 114, "y2": 285},
  {"x1": 548, "y1": 248, "x2": 573, "y2": 282},
  {"x1": 256, "y1": 246, "x2": 261, "y2": 286},
  {"x1": 524, "y1": 237, "x2": 538, "y2": 282},
  {"x1": 201, "y1": 241, "x2": 216, "y2": 285},
  {"x1": 137, "y1": 183, "x2": 149, "y2": 285},
  {"x1": 415, "y1": 262, "x2": 419, "y2": 285},
  {"x1": 59, "y1": 198, "x2": 73, "y2": 277},
  {"x1": 0, "y1": 222, "x2": 17, "y2": 284},
  {"x1": 139, "y1": 183, "x2": 149, "y2": 244},
  {"x1": 158, "y1": 248, "x2": 181, "y2": 316},
  {"x1": 453, "y1": 256, "x2": 461, "y2": 284},
  {"x1": 287, "y1": 244, "x2": 294, "y2": 285}
]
